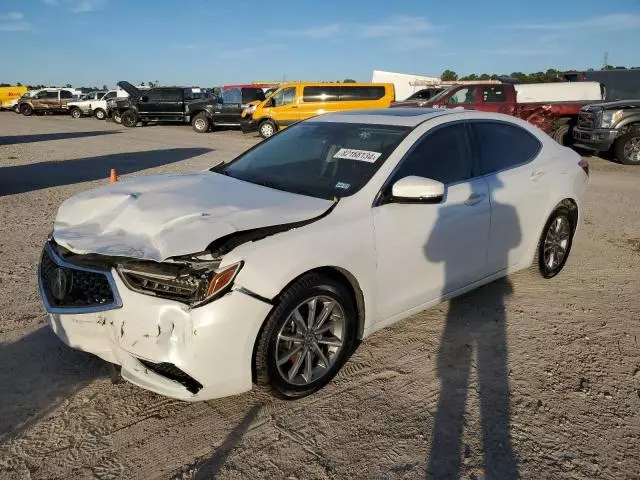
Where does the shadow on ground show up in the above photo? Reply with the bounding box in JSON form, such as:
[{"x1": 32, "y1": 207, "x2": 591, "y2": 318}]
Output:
[
  {"x1": 0, "y1": 325, "x2": 109, "y2": 441},
  {"x1": 0, "y1": 131, "x2": 120, "y2": 146},
  {"x1": 0, "y1": 147, "x2": 213, "y2": 196}
]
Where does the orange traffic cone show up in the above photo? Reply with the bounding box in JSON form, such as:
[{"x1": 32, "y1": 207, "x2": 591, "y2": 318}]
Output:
[{"x1": 109, "y1": 168, "x2": 119, "y2": 183}]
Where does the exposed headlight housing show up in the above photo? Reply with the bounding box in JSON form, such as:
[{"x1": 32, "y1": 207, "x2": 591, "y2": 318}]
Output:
[
  {"x1": 601, "y1": 109, "x2": 624, "y2": 128},
  {"x1": 117, "y1": 257, "x2": 242, "y2": 307},
  {"x1": 243, "y1": 105, "x2": 256, "y2": 117}
]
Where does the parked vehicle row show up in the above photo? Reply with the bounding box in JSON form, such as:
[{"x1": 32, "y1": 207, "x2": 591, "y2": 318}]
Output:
[{"x1": 106, "y1": 82, "x2": 264, "y2": 132}]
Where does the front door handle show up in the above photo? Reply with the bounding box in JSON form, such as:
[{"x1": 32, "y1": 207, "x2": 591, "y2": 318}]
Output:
[
  {"x1": 530, "y1": 169, "x2": 545, "y2": 181},
  {"x1": 465, "y1": 193, "x2": 486, "y2": 206}
]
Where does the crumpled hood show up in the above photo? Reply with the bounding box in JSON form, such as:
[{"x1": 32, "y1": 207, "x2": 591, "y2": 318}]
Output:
[{"x1": 53, "y1": 171, "x2": 333, "y2": 261}]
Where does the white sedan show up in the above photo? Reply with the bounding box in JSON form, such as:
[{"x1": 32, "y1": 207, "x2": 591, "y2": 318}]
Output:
[{"x1": 39, "y1": 109, "x2": 589, "y2": 400}]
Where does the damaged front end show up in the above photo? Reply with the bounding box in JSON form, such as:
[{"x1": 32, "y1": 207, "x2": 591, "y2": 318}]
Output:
[{"x1": 39, "y1": 240, "x2": 243, "y2": 313}]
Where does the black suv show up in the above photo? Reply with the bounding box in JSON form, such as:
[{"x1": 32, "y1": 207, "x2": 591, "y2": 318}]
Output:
[
  {"x1": 108, "y1": 81, "x2": 265, "y2": 133},
  {"x1": 573, "y1": 100, "x2": 640, "y2": 165}
]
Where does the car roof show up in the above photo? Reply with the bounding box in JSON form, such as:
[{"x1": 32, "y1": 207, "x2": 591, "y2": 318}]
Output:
[{"x1": 309, "y1": 108, "x2": 457, "y2": 127}]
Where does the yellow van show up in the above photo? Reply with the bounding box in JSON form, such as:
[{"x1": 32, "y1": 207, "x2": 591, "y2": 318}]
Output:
[
  {"x1": 0, "y1": 86, "x2": 28, "y2": 110},
  {"x1": 241, "y1": 82, "x2": 395, "y2": 138}
]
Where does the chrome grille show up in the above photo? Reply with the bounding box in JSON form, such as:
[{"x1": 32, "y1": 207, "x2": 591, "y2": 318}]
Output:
[
  {"x1": 39, "y1": 243, "x2": 122, "y2": 313},
  {"x1": 577, "y1": 108, "x2": 600, "y2": 130}
]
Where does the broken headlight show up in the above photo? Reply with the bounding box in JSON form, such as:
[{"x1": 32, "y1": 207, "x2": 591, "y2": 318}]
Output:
[{"x1": 117, "y1": 256, "x2": 242, "y2": 307}]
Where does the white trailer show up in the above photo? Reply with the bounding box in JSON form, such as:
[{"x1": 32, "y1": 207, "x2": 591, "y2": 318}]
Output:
[
  {"x1": 514, "y1": 81, "x2": 603, "y2": 103},
  {"x1": 372, "y1": 70, "x2": 442, "y2": 101}
]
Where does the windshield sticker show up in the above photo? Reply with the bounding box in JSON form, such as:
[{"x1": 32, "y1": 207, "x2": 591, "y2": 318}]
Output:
[
  {"x1": 335, "y1": 182, "x2": 351, "y2": 190},
  {"x1": 333, "y1": 148, "x2": 382, "y2": 163}
]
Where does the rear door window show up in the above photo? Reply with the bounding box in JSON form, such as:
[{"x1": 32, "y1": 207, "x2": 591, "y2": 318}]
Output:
[
  {"x1": 60, "y1": 90, "x2": 73, "y2": 99},
  {"x1": 302, "y1": 86, "x2": 340, "y2": 103},
  {"x1": 339, "y1": 86, "x2": 386, "y2": 101},
  {"x1": 482, "y1": 86, "x2": 506, "y2": 103},
  {"x1": 471, "y1": 121, "x2": 542, "y2": 175}
]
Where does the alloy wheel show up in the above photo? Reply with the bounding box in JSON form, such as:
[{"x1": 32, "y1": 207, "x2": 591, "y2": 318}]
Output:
[
  {"x1": 623, "y1": 136, "x2": 640, "y2": 163},
  {"x1": 194, "y1": 118, "x2": 207, "y2": 131},
  {"x1": 543, "y1": 215, "x2": 571, "y2": 271},
  {"x1": 275, "y1": 296, "x2": 345, "y2": 386}
]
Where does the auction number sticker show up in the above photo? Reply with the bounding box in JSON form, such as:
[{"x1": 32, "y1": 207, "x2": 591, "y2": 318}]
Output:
[{"x1": 333, "y1": 148, "x2": 382, "y2": 163}]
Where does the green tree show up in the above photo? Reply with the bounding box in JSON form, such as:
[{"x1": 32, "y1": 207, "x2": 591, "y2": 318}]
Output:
[
  {"x1": 102, "y1": 84, "x2": 108, "y2": 90},
  {"x1": 479, "y1": 73, "x2": 491, "y2": 80},
  {"x1": 440, "y1": 69, "x2": 458, "y2": 81},
  {"x1": 65, "y1": 83, "x2": 72, "y2": 88},
  {"x1": 16, "y1": 81, "x2": 22, "y2": 86},
  {"x1": 343, "y1": 78, "x2": 356, "y2": 83}
]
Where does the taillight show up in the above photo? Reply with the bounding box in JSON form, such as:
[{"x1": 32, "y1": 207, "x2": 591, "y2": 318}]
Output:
[{"x1": 578, "y1": 158, "x2": 589, "y2": 176}]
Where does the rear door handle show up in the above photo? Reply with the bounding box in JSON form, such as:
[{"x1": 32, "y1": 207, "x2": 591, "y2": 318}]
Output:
[
  {"x1": 530, "y1": 169, "x2": 545, "y2": 180},
  {"x1": 465, "y1": 193, "x2": 486, "y2": 206}
]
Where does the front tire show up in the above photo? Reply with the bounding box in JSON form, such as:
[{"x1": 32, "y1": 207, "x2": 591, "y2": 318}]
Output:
[
  {"x1": 94, "y1": 108, "x2": 106, "y2": 120},
  {"x1": 614, "y1": 131, "x2": 640, "y2": 165},
  {"x1": 120, "y1": 110, "x2": 138, "y2": 128},
  {"x1": 255, "y1": 273, "x2": 357, "y2": 399},
  {"x1": 259, "y1": 120, "x2": 277, "y2": 139},
  {"x1": 552, "y1": 123, "x2": 571, "y2": 146},
  {"x1": 21, "y1": 104, "x2": 33, "y2": 116},
  {"x1": 70, "y1": 107, "x2": 82, "y2": 119},
  {"x1": 532, "y1": 207, "x2": 575, "y2": 278},
  {"x1": 192, "y1": 112, "x2": 211, "y2": 133}
]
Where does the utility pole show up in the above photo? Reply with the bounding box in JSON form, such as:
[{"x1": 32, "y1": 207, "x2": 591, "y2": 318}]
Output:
[{"x1": 603, "y1": 52, "x2": 609, "y2": 70}]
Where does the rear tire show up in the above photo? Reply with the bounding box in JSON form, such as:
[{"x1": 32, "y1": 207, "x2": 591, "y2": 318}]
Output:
[
  {"x1": 259, "y1": 120, "x2": 277, "y2": 139},
  {"x1": 94, "y1": 108, "x2": 106, "y2": 120},
  {"x1": 255, "y1": 273, "x2": 357, "y2": 399},
  {"x1": 614, "y1": 131, "x2": 640, "y2": 165},
  {"x1": 21, "y1": 104, "x2": 33, "y2": 116},
  {"x1": 192, "y1": 112, "x2": 211, "y2": 133},
  {"x1": 121, "y1": 110, "x2": 138, "y2": 128},
  {"x1": 531, "y1": 206, "x2": 575, "y2": 279},
  {"x1": 70, "y1": 107, "x2": 82, "y2": 119}
]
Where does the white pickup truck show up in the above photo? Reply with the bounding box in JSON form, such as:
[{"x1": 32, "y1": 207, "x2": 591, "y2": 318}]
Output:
[{"x1": 68, "y1": 89, "x2": 129, "y2": 120}]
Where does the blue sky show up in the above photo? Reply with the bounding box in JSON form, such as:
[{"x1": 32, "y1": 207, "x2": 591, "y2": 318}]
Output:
[{"x1": 2, "y1": 0, "x2": 639, "y2": 87}]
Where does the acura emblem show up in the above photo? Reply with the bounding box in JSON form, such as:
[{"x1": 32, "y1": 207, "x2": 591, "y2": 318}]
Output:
[{"x1": 49, "y1": 267, "x2": 72, "y2": 301}]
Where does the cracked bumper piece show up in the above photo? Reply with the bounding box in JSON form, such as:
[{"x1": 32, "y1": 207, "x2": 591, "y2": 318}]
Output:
[{"x1": 46, "y1": 272, "x2": 272, "y2": 401}]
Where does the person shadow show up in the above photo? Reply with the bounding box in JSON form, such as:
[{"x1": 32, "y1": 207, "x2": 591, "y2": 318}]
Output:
[{"x1": 424, "y1": 178, "x2": 520, "y2": 479}]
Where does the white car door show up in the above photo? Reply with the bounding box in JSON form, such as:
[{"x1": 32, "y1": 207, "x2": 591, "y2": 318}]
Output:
[
  {"x1": 372, "y1": 122, "x2": 491, "y2": 321},
  {"x1": 469, "y1": 121, "x2": 547, "y2": 273}
]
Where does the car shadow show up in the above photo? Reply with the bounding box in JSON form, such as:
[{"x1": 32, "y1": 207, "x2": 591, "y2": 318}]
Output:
[
  {"x1": 0, "y1": 147, "x2": 213, "y2": 196},
  {"x1": 0, "y1": 325, "x2": 110, "y2": 442},
  {"x1": 0, "y1": 131, "x2": 120, "y2": 146},
  {"x1": 425, "y1": 179, "x2": 520, "y2": 479}
]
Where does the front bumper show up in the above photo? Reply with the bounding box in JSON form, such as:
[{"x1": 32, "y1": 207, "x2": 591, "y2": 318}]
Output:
[
  {"x1": 39, "y1": 246, "x2": 272, "y2": 401},
  {"x1": 240, "y1": 117, "x2": 258, "y2": 134},
  {"x1": 572, "y1": 127, "x2": 618, "y2": 151}
]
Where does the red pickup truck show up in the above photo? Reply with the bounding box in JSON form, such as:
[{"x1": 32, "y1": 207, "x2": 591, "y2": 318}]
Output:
[{"x1": 391, "y1": 83, "x2": 601, "y2": 144}]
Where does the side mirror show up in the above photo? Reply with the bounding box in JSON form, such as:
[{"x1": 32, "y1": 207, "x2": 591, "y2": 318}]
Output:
[
  {"x1": 266, "y1": 97, "x2": 275, "y2": 107},
  {"x1": 391, "y1": 176, "x2": 444, "y2": 203}
]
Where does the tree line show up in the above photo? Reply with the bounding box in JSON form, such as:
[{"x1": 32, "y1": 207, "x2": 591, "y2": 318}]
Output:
[{"x1": 441, "y1": 65, "x2": 640, "y2": 83}]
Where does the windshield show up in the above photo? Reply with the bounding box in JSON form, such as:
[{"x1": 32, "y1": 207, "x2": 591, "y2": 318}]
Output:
[
  {"x1": 426, "y1": 86, "x2": 455, "y2": 103},
  {"x1": 219, "y1": 121, "x2": 410, "y2": 200}
]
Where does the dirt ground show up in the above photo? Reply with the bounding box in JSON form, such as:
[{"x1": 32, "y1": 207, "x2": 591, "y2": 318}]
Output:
[{"x1": 0, "y1": 113, "x2": 638, "y2": 480}]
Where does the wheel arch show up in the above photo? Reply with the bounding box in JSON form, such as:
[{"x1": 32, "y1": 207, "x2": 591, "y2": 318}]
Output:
[{"x1": 249, "y1": 265, "x2": 366, "y2": 383}]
